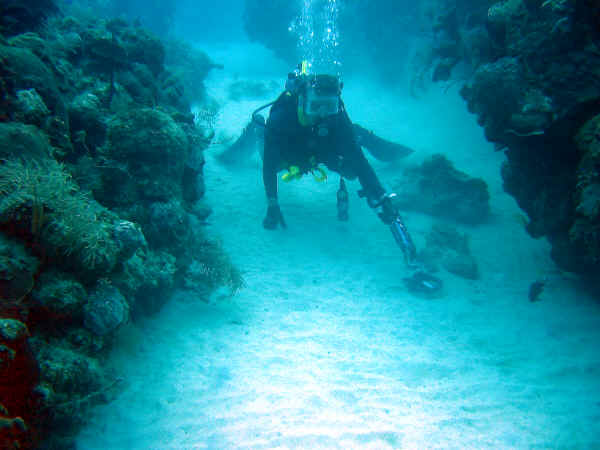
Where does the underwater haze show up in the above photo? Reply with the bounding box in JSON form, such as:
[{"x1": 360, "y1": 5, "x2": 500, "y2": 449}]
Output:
[{"x1": 1, "y1": 0, "x2": 599, "y2": 449}]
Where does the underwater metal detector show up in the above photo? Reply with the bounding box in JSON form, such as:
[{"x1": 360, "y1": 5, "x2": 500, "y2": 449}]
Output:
[
  {"x1": 359, "y1": 190, "x2": 442, "y2": 294},
  {"x1": 390, "y1": 216, "x2": 417, "y2": 266}
]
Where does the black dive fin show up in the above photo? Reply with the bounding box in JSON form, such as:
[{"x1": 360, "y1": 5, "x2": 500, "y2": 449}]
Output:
[
  {"x1": 352, "y1": 123, "x2": 414, "y2": 162},
  {"x1": 217, "y1": 115, "x2": 265, "y2": 165},
  {"x1": 218, "y1": 116, "x2": 413, "y2": 165}
]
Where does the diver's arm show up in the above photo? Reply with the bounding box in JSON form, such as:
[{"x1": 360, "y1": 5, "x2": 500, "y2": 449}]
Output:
[
  {"x1": 262, "y1": 94, "x2": 294, "y2": 201},
  {"x1": 349, "y1": 147, "x2": 386, "y2": 202},
  {"x1": 350, "y1": 143, "x2": 417, "y2": 264},
  {"x1": 339, "y1": 106, "x2": 416, "y2": 264},
  {"x1": 338, "y1": 108, "x2": 386, "y2": 202},
  {"x1": 262, "y1": 132, "x2": 287, "y2": 229}
]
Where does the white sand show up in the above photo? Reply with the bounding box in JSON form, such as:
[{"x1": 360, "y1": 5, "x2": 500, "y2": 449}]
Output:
[{"x1": 77, "y1": 43, "x2": 600, "y2": 449}]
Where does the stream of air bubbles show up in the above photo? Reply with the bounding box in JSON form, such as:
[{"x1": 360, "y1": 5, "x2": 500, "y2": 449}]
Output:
[{"x1": 290, "y1": 0, "x2": 341, "y2": 74}]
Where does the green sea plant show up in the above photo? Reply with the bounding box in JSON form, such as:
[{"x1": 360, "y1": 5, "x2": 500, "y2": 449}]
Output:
[{"x1": 0, "y1": 158, "x2": 118, "y2": 271}]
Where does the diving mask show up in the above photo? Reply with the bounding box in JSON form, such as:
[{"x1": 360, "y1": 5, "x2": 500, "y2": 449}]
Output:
[
  {"x1": 303, "y1": 89, "x2": 339, "y2": 117},
  {"x1": 302, "y1": 74, "x2": 341, "y2": 118}
]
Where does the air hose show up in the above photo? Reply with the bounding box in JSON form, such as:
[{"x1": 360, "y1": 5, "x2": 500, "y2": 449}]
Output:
[{"x1": 251, "y1": 100, "x2": 276, "y2": 127}]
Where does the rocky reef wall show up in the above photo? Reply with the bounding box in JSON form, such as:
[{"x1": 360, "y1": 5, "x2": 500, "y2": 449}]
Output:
[
  {"x1": 0, "y1": 7, "x2": 240, "y2": 449},
  {"x1": 423, "y1": 0, "x2": 600, "y2": 282}
]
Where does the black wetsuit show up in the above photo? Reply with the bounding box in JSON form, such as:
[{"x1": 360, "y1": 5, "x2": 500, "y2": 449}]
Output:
[{"x1": 263, "y1": 91, "x2": 386, "y2": 202}]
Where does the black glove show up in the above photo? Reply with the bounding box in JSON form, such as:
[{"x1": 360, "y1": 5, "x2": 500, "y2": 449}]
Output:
[{"x1": 263, "y1": 201, "x2": 287, "y2": 229}]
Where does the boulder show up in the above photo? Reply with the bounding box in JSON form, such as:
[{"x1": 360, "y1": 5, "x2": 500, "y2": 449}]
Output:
[
  {"x1": 0, "y1": 44, "x2": 64, "y2": 116},
  {"x1": 106, "y1": 107, "x2": 188, "y2": 201},
  {"x1": 422, "y1": 223, "x2": 480, "y2": 280},
  {"x1": 0, "y1": 319, "x2": 29, "y2": 343},
  {"x1": 83, "y1": 281, "x2": 128, "y2": 336},
  {"x1": 113, "y1": 220, "x2": 147, "y2": 261},
  {"x1": 0, "y1": 234, "x2": 39, "y2": 304},
  {"x1": 393, "y1": 154, "x2": 490, "y2": 224},
  {"x1": 14, "y1": 88, "x2": 50, "y2": 126},
  {"x1": 68, "y1": 92, "x2": 106, "y2": 149},
  {"x1": 31, "y1": 270, "x2": 87, "y2": 320},
  {"x1": 146, "y1": 200, "x2": 190, "y2": 248},
  {"x1": 114, "y1": 249, "x2": 176, "y2": 315}
]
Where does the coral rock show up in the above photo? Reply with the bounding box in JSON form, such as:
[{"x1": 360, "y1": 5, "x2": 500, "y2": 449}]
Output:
[
  {"x1": 0, "y1": 122, "x2": 52, "y2": 160},
  {"x1": 83, "y1": 282, "x2": 129, "y2": 336},
  {"x1": 14, "y1": 88, "x2": 50, "y2": 126},
  {"x1": 31, "y1": 270, "x2": 87, "y2": 320},
  {"x1": 0, "y1": 319, "x2": 29, "y2": 343},
  {"x1": 68, "y1": 92, "x2": 106, "y2": 148},
  {"x1": 112, "y1": 220, "x2": 147, "y2": 261},
  {"x1": 106, "y1": 108, "x2": 188, "y2": 202}
]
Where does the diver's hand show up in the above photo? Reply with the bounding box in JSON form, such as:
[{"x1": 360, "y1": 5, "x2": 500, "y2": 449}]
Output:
[{"x1": 263, "y1": 200, "x2": 287, "y2": 229}]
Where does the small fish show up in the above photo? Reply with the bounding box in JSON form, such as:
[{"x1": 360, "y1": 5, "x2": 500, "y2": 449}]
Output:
[{"x1": 528, "y1": 279, "x2": 546, "y2": 302}]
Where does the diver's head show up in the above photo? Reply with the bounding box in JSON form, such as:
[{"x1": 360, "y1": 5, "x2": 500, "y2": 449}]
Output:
[
  {"x1": 299, "y1": 74, "x2": 341, "y2": 119},
  {"x1": 287, "y1": 66, "x2": 342, "y2": 126}
]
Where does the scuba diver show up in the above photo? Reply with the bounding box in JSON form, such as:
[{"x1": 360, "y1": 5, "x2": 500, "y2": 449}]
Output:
[{"x1": 257, "y1": 62, "x2": 418, "y2": 266}]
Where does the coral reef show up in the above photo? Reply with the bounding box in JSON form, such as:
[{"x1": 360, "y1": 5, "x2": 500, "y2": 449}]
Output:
[
  {"x1": 0, "y1": 6, "x2": 239, "y2": 448},
  {"x1": 164, "y1": 40, "x2": 219, "y2": 105},
  {"x1": 571, "y1": 115, "x2": 600, "y2": 271},
  {"x1": 425, "y1": 0, "x2": 600, "y2": 280},
  {"x1": 0, "y1": 0, "x2": 58, "y2": 37},
  {"x1": 0, "y1": 158, "x2": 121, "y2": 273},
  {"x1": 0, "y1": 318, "x2": 38, "y2": 449}
]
